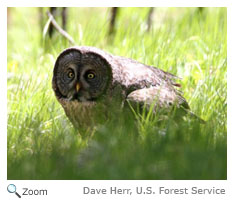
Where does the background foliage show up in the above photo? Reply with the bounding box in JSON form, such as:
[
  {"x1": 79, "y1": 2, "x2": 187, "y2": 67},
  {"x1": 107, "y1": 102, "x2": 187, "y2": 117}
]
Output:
[{"x1": 7, "y1": 7, "x2": 227, "y2": 179}]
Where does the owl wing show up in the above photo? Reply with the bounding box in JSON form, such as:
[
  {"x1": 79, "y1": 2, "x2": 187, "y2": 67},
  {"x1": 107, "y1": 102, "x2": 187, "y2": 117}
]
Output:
[
  {"x1": 126, "y1": 85, "x2": 189, "y2": 112},
  {"x1": 126, "y1": 86, "x2": 205, "y2": 122}
]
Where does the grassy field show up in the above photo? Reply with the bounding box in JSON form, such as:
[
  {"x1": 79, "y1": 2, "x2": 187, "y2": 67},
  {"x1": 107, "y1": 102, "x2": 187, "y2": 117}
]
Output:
[{"x1": 7, "y1": 7, "x2": 227, "y2": 180}]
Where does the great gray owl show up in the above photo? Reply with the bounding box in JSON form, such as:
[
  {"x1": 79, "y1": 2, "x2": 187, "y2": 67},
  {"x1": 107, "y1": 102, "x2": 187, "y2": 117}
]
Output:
[{"x1": 52, "y1": 46, "x2": 202, "y2": 128}]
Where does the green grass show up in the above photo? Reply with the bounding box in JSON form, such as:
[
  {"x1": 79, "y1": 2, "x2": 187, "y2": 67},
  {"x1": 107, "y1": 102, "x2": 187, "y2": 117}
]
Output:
[{"x1": 7, "y1": 7, "x2": 227, "y2": 180}]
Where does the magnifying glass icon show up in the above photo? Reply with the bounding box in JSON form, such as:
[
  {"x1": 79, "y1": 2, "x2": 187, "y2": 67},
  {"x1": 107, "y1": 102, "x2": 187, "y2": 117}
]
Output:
[{"x1": 7, "y1": 184, "x2": 21, "y2": 198}]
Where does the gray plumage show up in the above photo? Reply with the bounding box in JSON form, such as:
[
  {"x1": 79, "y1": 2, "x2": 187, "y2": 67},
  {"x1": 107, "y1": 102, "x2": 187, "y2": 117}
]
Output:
[{"x1": 52, "y1": 46, "x2": 198, "y2": 128}]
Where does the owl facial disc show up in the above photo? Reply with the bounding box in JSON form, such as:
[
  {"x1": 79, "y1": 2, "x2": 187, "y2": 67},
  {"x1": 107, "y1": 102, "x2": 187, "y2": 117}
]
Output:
[{"x1": 53, "y1": 47, "x2": 112, "y2": 104}]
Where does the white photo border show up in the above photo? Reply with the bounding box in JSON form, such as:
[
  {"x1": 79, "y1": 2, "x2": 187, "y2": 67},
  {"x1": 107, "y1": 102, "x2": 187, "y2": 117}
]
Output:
[{"x1": 0, "y1": 1, "x2": 232, "y2": 201}]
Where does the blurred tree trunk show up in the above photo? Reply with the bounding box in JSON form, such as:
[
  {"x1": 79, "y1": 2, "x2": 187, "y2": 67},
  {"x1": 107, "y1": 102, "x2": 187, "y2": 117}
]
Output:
[
  {"x1": 198, "y1": 7, "x2": 204, "y2": 13},
  {"x1": 38, "y1": 7, "x2": 45, "y2": 34},
  {"x1": 109, "y1": 7, "x2": 119, "y2": 35},
  {"x1": 62, "y1": 7, "x2": 67, "y2": 30},
  {"x1": 49, "y1": 7, "x2": 57, "y2": 37},
  {"x1": 147, "y1": 8, "x2": 154, "y2": 32}
]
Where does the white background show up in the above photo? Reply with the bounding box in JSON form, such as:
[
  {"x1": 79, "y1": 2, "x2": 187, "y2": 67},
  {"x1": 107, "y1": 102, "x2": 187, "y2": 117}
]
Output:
[{"x1": 0, "y1": 0, "x2": 233, "y2": 201}]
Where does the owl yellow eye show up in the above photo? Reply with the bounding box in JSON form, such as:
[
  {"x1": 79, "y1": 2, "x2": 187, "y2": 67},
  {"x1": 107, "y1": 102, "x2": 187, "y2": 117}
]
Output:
[
  {"x1": 68, "y1": 71, "x2": 74, "y2": 78},
  {"x1": 86, "y1": 72, "x2": 95, "y2": 79}
]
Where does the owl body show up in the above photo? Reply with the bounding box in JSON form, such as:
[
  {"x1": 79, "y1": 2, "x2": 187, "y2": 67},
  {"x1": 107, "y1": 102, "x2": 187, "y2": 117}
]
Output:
[{"x1": 52, "y1": 46, "x2": 191, "y2": 128}]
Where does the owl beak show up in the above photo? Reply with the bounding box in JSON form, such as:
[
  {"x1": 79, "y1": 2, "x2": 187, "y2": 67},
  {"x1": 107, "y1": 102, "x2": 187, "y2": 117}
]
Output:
[{"x1": 76, "y1": 83, "x2": 81, "y2": 92}]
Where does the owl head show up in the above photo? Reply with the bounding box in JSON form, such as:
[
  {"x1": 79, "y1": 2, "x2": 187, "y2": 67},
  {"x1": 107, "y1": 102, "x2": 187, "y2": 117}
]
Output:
[{"x1": 52, "y1": 47, "x2": 112, "y2": 103}]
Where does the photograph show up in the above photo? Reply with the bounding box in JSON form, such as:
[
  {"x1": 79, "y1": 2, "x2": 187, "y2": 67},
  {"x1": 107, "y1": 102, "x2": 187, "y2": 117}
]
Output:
[{"x1": 7, "y1": 7, "x2": 227, "y2": 180}]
